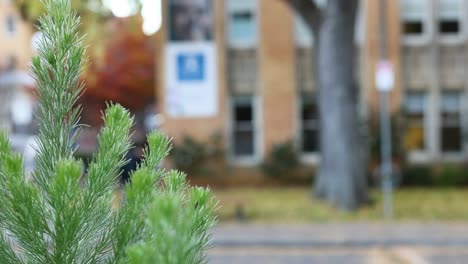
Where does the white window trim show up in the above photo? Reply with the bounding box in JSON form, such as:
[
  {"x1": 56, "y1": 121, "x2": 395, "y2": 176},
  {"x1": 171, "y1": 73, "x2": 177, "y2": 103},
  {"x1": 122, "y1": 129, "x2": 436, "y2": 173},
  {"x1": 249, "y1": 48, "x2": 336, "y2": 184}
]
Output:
[
  {"x1": 225, "y1": 0, "x2": 259, "y2": 49},
  {"x1": 400, "y1": 0, "x2": 433, "y2": 46},
  {"x1": 355, "y1": 0, "x2": 366, "y2": 45},
  {"x1": 300, "y1": 153, "x2": 320, "y2": 165},
  {"x1": 438, "y1": 0, "x2": 468, "y2": 45},
  {"x1": 294, "y1": 16, "x2": 313, "y2": 48},
  {"x1": 227, "y1": 95, "x2": 262, "y2": 166}
]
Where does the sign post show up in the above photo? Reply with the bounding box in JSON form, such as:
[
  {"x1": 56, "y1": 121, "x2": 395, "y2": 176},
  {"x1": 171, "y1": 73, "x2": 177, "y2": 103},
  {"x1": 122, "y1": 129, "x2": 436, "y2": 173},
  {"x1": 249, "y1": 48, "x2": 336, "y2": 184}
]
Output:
[
  {"x1": 376, "y1": 61, "x2": 394, "y2": 220},
  {"x1": 378, "y1": 0, "x2": 394, "y2": 220}
]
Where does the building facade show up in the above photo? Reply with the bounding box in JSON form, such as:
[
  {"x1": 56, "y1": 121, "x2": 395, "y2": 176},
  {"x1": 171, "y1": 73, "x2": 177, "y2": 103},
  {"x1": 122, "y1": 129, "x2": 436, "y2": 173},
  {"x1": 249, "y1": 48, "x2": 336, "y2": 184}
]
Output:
[
  {"x1": 0, "y1": 0, "x2": 35, "y2": 133},
  {"x1": 154, "y1": 0, "x2": 467, "y2": 166}
]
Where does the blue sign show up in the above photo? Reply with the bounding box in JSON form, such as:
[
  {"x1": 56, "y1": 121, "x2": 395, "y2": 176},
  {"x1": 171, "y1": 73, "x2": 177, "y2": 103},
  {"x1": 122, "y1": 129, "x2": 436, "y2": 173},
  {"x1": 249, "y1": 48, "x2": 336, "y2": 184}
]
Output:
[{"x1": 177, "y1": 53, "x2": 205, "y2": 81}]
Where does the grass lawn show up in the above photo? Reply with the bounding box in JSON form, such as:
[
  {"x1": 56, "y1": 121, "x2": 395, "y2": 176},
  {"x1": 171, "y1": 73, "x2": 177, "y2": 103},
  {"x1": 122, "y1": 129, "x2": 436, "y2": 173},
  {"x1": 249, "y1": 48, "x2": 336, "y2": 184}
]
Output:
[{"x1": 214, "y1": 187, "x2": 468, "y2": 223}]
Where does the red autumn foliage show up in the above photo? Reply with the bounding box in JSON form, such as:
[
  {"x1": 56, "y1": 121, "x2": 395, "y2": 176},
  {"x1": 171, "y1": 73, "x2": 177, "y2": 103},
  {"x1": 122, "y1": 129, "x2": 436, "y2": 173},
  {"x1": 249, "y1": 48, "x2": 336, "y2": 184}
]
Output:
[{"x1": 80, "y1": 16, "x2": 156, "y2": 125}]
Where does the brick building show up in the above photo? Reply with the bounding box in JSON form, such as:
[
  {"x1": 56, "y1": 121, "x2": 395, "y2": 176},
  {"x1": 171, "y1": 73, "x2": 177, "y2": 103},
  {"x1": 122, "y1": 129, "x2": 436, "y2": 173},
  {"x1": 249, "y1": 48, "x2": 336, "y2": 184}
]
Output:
[
  {"x1": 157, "y1": 0, "x2": 468, "y2": 167},
  {"x1": 0, "y1": 0, "x2": 35, "y2": 133}
]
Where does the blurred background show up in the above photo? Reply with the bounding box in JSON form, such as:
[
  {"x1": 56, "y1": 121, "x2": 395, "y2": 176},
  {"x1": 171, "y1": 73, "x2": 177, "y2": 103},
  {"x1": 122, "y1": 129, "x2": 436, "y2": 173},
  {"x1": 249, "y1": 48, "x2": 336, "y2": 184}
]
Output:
[{"x1": 2, "y1": 0, "x2": 468, "y2": 263}]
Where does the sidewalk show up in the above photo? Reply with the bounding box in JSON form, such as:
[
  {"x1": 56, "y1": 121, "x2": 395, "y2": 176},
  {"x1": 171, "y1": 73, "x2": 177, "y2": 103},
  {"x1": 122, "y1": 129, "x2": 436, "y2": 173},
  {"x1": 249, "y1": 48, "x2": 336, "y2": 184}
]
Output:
[
  {"x1": 213, "y1": 222, "x2": 468, "y2": 248},
  {"x1": 210, "y1": 223, "x2": 468, "y2": 263}
]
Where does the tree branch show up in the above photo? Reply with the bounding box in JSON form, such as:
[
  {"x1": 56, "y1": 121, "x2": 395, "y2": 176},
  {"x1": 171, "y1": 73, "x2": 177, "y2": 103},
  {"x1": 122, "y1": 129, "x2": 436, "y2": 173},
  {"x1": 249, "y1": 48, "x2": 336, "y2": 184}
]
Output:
[{"x1": 283, "y1": 0, "x2": 322, "y2": 31}]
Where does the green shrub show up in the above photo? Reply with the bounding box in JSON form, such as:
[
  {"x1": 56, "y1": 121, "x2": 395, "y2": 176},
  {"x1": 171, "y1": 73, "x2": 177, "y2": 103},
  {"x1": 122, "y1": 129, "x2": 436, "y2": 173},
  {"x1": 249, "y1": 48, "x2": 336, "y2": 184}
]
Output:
[
  {"x1": 0, "y1": 1, "x2": 216, "y2": 263},
  {"x1": 401, "y1": 165, "x2": 433, "y2": 186},
  {"x1": 401, "y1": 165, "x2": 468, "y2": 187},
  {"x1": 262, "y1": 141, "x2": 301, "y2": 179},
  {"x1": 171, "y1": 133, "x2": 225, "y2": 176},
  {"x1": 432, "y1": 165, "x2": 468, "y2": 187}
]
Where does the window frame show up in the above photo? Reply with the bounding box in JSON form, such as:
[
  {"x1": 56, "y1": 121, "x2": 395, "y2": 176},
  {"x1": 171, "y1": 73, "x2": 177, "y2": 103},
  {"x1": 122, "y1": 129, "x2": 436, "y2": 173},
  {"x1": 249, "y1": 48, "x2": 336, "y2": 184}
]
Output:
[
  {"x1": 400, "y1": 0, "x2": 432, "y2": 46},
  {"x1": 404, "y1": 91, "x2": 429, "y2": 162},
  {"x1": 440, "y1": 91, "x2": 464, "y2": 154},
  {"x1": 225, "y1": 0, "x2": 259, "y2": 49},
  {"x1": 228, "y1": 95, "x2": 261, "y2": 165},
  {"x1": 297, "y1": 92, "x2": 320, "y2": 164},
  {"x1": 438, "y1": 0, "x2": 467, "y2": 44}
]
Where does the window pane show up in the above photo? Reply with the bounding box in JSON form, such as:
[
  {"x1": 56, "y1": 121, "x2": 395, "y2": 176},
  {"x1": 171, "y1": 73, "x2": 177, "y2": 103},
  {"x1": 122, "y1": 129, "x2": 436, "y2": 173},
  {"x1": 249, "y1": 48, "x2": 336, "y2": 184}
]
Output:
[
  {"x1": 6, "y1": 15, "x2": 15, "y2": 35},
  {"x1": 441, "y1": 127, "x2": 462, "y2": 152},
  {"x1": 439, "y1": 0, "x2": 462, "y2": 20},
  {"x1": 301, "y1": 94, "x2": 318, "y2": 121},
  {"x1": 233, "y1": 130, "x2": 254, "y2": 155},
  {"x1": 400, "y1": 0, "x2": 427, "y2": 35},
  {"x1": 441, "y1": 92, "x2": 461, "y2": 113},
  {"x1": 234, "y1": 102, "x2": 252, "y2": 122},
  {"x1": 405, "y1": 124, "x2": 425, "y2": 151},
  {"x1": 405, "y1": 92, "x2": 425, "y2": 113},
  {"x1": 441, "y1": 92, "x2": 462, "y2": 152},
  {"x1": 439, "y1": 20, "x2": 460, "y2": 34},
  {"x1": 400, "y1": 0, "x2": 426, "y2": 20},
  {"x1": 227, "y1": 0, "x2": 257, "y2": 46},
  {"x1": 301, "y1": 93, "x2": 319, "y2": 153},
  {"x1": 403, "y1": 22, "x2": 424, "y2": 35},
  {"x1": 294, "y1": 16, "x2": 313, "y2": 47},
  {"x1": 168, "y1": 0, "x2": 213, "y2": 41},
  {"x1": 232, "y1": 96, "x2": 255, "y2": 157},
  {"x1": 439, "y1": 0, "x2": 462, "y2": 35},
  {"x1": 302, "y1": 129, "x2": 319, "y2": 153},
  {"x1": 6, "y1": 56, "x2": 16, "y2": 71},
  {"x1": 404, "y1": 92, "x2": 426, "y2": 151}
]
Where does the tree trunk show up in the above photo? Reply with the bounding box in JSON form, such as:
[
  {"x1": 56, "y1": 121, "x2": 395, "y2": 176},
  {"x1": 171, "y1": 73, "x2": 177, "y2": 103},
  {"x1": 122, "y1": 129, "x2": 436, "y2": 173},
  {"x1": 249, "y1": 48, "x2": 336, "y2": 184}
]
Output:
[{"x1": 313, "y1": 0, "x2": 367, "y2": 210}]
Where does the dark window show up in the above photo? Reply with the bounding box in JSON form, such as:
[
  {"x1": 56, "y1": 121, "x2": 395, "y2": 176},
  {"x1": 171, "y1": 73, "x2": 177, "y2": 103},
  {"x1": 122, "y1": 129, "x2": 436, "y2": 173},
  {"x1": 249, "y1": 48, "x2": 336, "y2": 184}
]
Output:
[
  {"x1": 441, "y1": 92, "x2": 462, "y2": 152},
  {"x1": 403, "y1": 21, "x2": 424, "y2": 35},
  {"x1": 6, "y1": 15, "x2": 15, "y2": 35},
  {"x1": 439, "y1": 20, "x2": 460, "y2": 34},
  {"x1": 6, "y1": 56, "x2": 17, "y2": 71},
  {"x1": 232, "y1": 96, "x2": 255, "y2": 157},
  {"x1": 301, "y1": 93, "x2": 319, "y2": 153},
  {"x1": 232, "y1": 11, "x2": 252, "y2": 21}
]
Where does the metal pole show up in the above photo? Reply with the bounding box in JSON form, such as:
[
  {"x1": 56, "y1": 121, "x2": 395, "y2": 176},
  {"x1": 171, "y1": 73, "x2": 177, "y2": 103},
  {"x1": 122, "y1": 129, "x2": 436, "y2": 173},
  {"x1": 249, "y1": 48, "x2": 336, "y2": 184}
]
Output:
[
  {"x1": 378, "y1": 0, "x2": 393, "y2": 219},
  {"x1": 380, "y1": 91, "x2": 393, "y2": 219}
]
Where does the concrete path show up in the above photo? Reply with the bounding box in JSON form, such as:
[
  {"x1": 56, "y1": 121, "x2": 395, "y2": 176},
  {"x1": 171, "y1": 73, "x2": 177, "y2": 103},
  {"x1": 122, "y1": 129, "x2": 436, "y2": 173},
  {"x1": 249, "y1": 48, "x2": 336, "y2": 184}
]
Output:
[{"x1": 209, "y1": 223, "x2": 468, "y2": 264}]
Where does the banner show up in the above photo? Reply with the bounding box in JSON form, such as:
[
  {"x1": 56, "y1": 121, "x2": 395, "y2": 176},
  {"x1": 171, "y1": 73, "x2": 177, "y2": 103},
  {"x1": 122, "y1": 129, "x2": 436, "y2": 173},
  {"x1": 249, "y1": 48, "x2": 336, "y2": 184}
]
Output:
[{"x1": 165, "y1": 0, "x2": 217, "y2": 118}]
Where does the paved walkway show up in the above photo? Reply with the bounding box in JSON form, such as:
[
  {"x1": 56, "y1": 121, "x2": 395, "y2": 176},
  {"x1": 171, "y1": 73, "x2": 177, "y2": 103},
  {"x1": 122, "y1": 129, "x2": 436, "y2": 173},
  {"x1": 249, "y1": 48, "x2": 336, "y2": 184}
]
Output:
[{"x1": 209, "y1": 223, "x2": 468, "y2": 264}]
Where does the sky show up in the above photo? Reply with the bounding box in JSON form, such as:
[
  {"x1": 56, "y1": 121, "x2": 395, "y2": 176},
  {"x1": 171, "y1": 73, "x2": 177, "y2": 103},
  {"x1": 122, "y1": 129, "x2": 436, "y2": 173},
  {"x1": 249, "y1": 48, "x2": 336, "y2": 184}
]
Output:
[{"x1": 104, "y1": 0, "x2": 162, "y2": 35}]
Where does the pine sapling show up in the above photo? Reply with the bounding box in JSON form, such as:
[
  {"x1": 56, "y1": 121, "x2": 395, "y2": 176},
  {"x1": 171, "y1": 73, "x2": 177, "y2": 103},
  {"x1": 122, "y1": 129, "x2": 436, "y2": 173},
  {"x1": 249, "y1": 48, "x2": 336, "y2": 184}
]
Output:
[{"x1": 0, "y1": 1, "x2": 217, "y2": 263}]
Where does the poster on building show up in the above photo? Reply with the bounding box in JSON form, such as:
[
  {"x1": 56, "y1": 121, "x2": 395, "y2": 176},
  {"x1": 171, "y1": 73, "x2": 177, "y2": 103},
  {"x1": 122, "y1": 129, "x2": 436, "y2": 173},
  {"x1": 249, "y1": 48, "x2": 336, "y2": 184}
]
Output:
[{"x1": 165, "y1": 0, "x2": 217, "y2": 118}]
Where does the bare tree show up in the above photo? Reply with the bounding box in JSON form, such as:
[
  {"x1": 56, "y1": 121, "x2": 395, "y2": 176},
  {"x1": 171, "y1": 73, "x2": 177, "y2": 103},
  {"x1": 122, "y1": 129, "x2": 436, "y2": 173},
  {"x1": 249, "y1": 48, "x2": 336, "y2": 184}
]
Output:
[{"x1": 285, "y1": 0, "x2": 367, "y2": 210}]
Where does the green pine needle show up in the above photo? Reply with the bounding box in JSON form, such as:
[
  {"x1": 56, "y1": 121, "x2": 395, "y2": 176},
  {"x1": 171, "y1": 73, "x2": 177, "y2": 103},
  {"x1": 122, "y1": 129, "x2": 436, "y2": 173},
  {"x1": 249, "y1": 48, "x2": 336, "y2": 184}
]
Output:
[{"x1": 0, "y1": 0, "x2": 217, "y2": 263}]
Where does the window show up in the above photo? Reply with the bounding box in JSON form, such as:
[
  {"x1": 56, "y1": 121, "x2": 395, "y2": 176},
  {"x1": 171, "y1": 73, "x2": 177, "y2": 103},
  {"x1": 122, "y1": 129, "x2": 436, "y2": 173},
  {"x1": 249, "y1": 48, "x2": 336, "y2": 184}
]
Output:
[
  {"x1": 400, "y1": 0, "x2": 429, "y2": 37},
  {"x1": 6, "y1": 15, "x2": 15, "y2": 36},
  {"x1": 6, "y1": 56, "x2": 17, "y2": 71},
  {"x1": 227, "y1": 49, "x2": 257, "y2": 94},
  {"x1": 231, "y1": 96, "x2": 256, "y2": 157},
  {"x1": 441, "y1": 91, "x2": 462, "y2": 152},
  {"x1": 438, "y1": 0, "x2": 463, "y2": 36},
  {"x1": 355, "y1": 3, "x2": 365, "y2": 44},
  {"x1": 404, "y1": 92, "x2": 427, "y2": 151},
  {"x1": 300, "y1": 93, "x2": 319, "y2": 153},
  {"x1": 226, "y1": 0, "x2": 257, "y2": 47},
  {"x1": 294, "y1": 16, "x2": 313, "y2": 47}
]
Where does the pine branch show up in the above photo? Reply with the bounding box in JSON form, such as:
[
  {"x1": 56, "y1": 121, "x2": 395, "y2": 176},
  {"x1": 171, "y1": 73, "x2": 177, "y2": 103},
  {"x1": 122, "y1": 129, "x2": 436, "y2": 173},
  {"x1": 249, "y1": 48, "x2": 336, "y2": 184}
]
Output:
[
  {"x1": 31, "y1": 0, "x2": 86, "y2": 192},
  {"x1": 0, "y1": 1, "x2": 218, "y2": 263}
]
